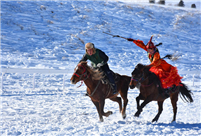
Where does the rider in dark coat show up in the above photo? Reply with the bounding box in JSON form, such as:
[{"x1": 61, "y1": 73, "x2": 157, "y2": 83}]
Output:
[{"x1": 79, "y1": 42, "x2": 117, "y2": 94}]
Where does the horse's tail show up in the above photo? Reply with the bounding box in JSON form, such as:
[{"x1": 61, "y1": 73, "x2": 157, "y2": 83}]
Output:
[{"x1": 179, "y1": 83, "x2": 193, "y2": 103}]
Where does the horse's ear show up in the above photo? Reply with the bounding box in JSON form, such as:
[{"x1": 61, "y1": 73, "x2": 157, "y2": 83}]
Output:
[{"x1": 80, "y1": 61, "x2": 88, "y2": 67}]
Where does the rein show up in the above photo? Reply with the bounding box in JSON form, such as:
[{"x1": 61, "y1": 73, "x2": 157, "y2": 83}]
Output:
[
  {"x1": 131, "y1": 72, "x2": 145, "y2": 83},
  {"x1": 73, "y1": 64, "x2": 100, "y2": 97},
  {"x1": 141, "y1": 81, "x2": 154, "y2": 87},
  {"x1": 86, "y1": 80, "x2": 101, "y2": 97}
]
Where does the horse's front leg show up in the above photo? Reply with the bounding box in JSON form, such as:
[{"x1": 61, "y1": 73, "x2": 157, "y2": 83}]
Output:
[
  {"x1": 135, "y1": 95, "x2": 152, "y2": 117},
  {"x1": 170, "y1": 92, "x2": 178, "y2": 122},
  {"x1": 136, "y1": 93, "x2": 144, "y2": 111},
  {"x1": 92, "y1": 100, "x2": 103, "y2": 122},
  {"x1": 152, "y1": 101, "x2": 164, "y2": 122},
  {"x1": 100, "y1": 99, "x2": 113, "y2": 117}
]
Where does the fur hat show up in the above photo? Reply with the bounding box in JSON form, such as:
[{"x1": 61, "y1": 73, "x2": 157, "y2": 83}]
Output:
[
  {"x1": 85, "y1": 43, "x2": 94, "y2": 49},
  {"x1": 146, "y1": 36, "x2": 155, "y2": 49},
  {"x1": 85, "y1": 43, "x2": 96, "y2": 55}
]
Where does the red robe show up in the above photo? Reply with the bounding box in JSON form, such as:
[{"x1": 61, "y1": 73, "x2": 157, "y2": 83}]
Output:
[{"x1": 133, "y1": 40, "x2": 182, "y2": 89}]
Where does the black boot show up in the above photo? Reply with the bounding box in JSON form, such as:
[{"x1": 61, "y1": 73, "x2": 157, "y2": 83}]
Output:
[
  {"x1": 111, "y1": 84, "x2": 117, "y2": 94},
  {"x1": 105, "y1": 70, "x2": 117, "y2": 94}
]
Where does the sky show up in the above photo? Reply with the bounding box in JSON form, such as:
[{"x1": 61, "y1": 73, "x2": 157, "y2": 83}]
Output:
[{"x1": 0, "y1": 0, "x2": 201, "y2": 135}]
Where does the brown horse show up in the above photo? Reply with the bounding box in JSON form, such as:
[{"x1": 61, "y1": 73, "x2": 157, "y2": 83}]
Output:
[
  {"x1": 129, "y1": 63, "x2": 193, "y2": 122},
  {"x1": 70, "y1": 61, "x2": 131, "y2": 122}
]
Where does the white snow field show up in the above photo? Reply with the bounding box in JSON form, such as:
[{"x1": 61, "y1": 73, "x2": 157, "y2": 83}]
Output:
[{"x1": 1, "y1": 0, "x2": 201, "y2": 135}]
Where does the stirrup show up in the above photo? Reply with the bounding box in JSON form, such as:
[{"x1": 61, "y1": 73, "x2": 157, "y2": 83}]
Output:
[{"x1": 101, "y1": 79, "x2": 108, "y2": 84}]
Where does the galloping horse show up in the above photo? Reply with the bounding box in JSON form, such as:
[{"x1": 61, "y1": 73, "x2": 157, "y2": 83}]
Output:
[
  {"x1": 129, "y1": 63, "x2": 193, "y2": 122},
  {"x1": 70, "y1": 61, "x2": 131, "y2": 122}
]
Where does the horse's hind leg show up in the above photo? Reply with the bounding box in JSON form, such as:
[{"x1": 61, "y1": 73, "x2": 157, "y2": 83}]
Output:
[
  {"x1": 121, "y1": 96, "x2": 128, "y2": 119},
  {"x1": 170, "y1": 92, "x2": 179, "y2": 122},
  {"x1": 119, "y1": 91, "x2": 128, "y2": 119},
  {"x1": 152, "y1": 101, "x2": 164, "y2": 122},
  {"x1": 110, "y1": 97, "x2": 122, "y2": 113}
]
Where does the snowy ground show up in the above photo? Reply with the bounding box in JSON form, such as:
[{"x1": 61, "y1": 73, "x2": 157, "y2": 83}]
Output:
[{"x1": 1, "y1": 0, "x2": 201, "y2": 135}]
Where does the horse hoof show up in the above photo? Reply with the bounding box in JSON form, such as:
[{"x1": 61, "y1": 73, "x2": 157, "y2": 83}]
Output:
[
  {"x1": 152, "y1": 119, "x2": 157, "y2": 122},
  {"x1": 134, "y1": 114, "x2": 139, "y2": 117},
  {"x1": 171, "y1": 120, "x2": 176, "y2": 123},
  {"x1": 122, "y1": 114, "x2": 126, "y2": 119},
  {"x1": 134, "y1": 112, "x2": 140, "y2": 117},
  {"x1": 100, "y1": 118, "x2": 104, "y2": 122},
  {"x1": 104, "y1": 111, "x2": 113, "y2": 117}
]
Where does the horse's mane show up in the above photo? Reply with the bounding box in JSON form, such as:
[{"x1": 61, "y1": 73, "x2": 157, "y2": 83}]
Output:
[
  {"x1": 137, "y1": 63, "x2": 158, "y2": 80},
  {"x1": 79, "y1": 61, "x2": 104, "y2": 80},
  {"x1": 136, "y1": 63, "x2": 151, "y2": 73},
  {"x1": 137, "y1": 63, "x2": 163, "y2": 91}
]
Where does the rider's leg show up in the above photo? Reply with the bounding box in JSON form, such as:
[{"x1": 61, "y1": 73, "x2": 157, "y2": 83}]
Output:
[
  {"x1": 106, "y1": 71, "x2": 117, "y2": 94},
  {"x1": 101, "y1": 64, "x2": 117, "y2": 94}
]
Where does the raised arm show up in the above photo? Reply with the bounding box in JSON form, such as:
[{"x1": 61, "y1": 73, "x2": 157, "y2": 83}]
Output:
[
  {"x1": 127, "y1": 38, "x2": 147, "y2": 51},
  {"x1": 133, "y1": 40, "x2": 147, "y2": 51}
]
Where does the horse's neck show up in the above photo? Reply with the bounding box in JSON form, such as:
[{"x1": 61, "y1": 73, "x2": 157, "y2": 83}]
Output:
[
  {"x1": 141, "y1": 74, "x2": 150, "y2": 85},
  {"x1": 84, "y1": 77, "x2": 99, "y2": 92},
  {"x1": 143, "y1": 76, "x2": 149, "y2": 84}
]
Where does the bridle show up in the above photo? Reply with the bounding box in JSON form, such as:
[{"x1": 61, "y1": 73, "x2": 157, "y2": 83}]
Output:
[
  {"x1": 73, "y1": 64, "x2": 100, "y2": 97},
  {"x1": 73, "y1": 64, "x2": 89, "y2": 87},
  {"x1": 131, "y1": 72, "x2": 145, "y2": 85},
  {"x1": 131, "y1": 69, "x2": 153, "y2": 87},
  {"x1": 131, "y1": 67, "x2": 145, "y2": 82}
]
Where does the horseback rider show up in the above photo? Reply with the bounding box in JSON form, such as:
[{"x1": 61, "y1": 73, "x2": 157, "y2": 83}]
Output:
[
  {"x1": 79, "y1": 42, "x2": 117, "y2": 94},
  {"x1": 127, "y1": 36, "x2": 182, "y2": 92}
]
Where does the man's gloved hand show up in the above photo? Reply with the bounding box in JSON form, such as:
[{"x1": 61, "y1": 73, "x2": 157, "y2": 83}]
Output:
[
  {"x1": 127, "y1": 38, "x2": 134, "y2": 41},
  {"x1": 97, "y1": 63, "x2": 104, "y2": 67}
]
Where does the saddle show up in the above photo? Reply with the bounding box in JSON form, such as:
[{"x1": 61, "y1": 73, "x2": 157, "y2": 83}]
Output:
[
  {"x1": 160, "y1": 84, "x2": 179, "y2": 98},
  {"x1": 101, "y1": 70, "x2": 120, "y2": 85}
]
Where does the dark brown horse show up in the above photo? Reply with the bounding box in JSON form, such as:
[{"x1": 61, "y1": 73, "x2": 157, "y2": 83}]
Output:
[
  {"x1": 70, "y1": 61, "x2": 131, "y2": 122},
  {"x1": 129, "y1": 63, "x2": 193, "y2": 122}
]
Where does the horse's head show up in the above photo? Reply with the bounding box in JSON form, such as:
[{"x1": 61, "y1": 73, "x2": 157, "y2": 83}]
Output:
[
  {"x1": 70, "y1": 61, "x2": 89, "y2": 84},
  {"x1": 129, "y1": 63, "x2": 145, "y2": 89}
]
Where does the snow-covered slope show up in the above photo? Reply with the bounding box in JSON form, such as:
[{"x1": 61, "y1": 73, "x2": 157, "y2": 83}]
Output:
[{"x1": 1, "y1": 0, "x2": 200, "y2": 135}]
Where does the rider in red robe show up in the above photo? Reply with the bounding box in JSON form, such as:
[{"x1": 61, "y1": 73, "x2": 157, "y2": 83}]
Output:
[{"x1": 128, "y1": 36, "x2": 182, "y2": 89}]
